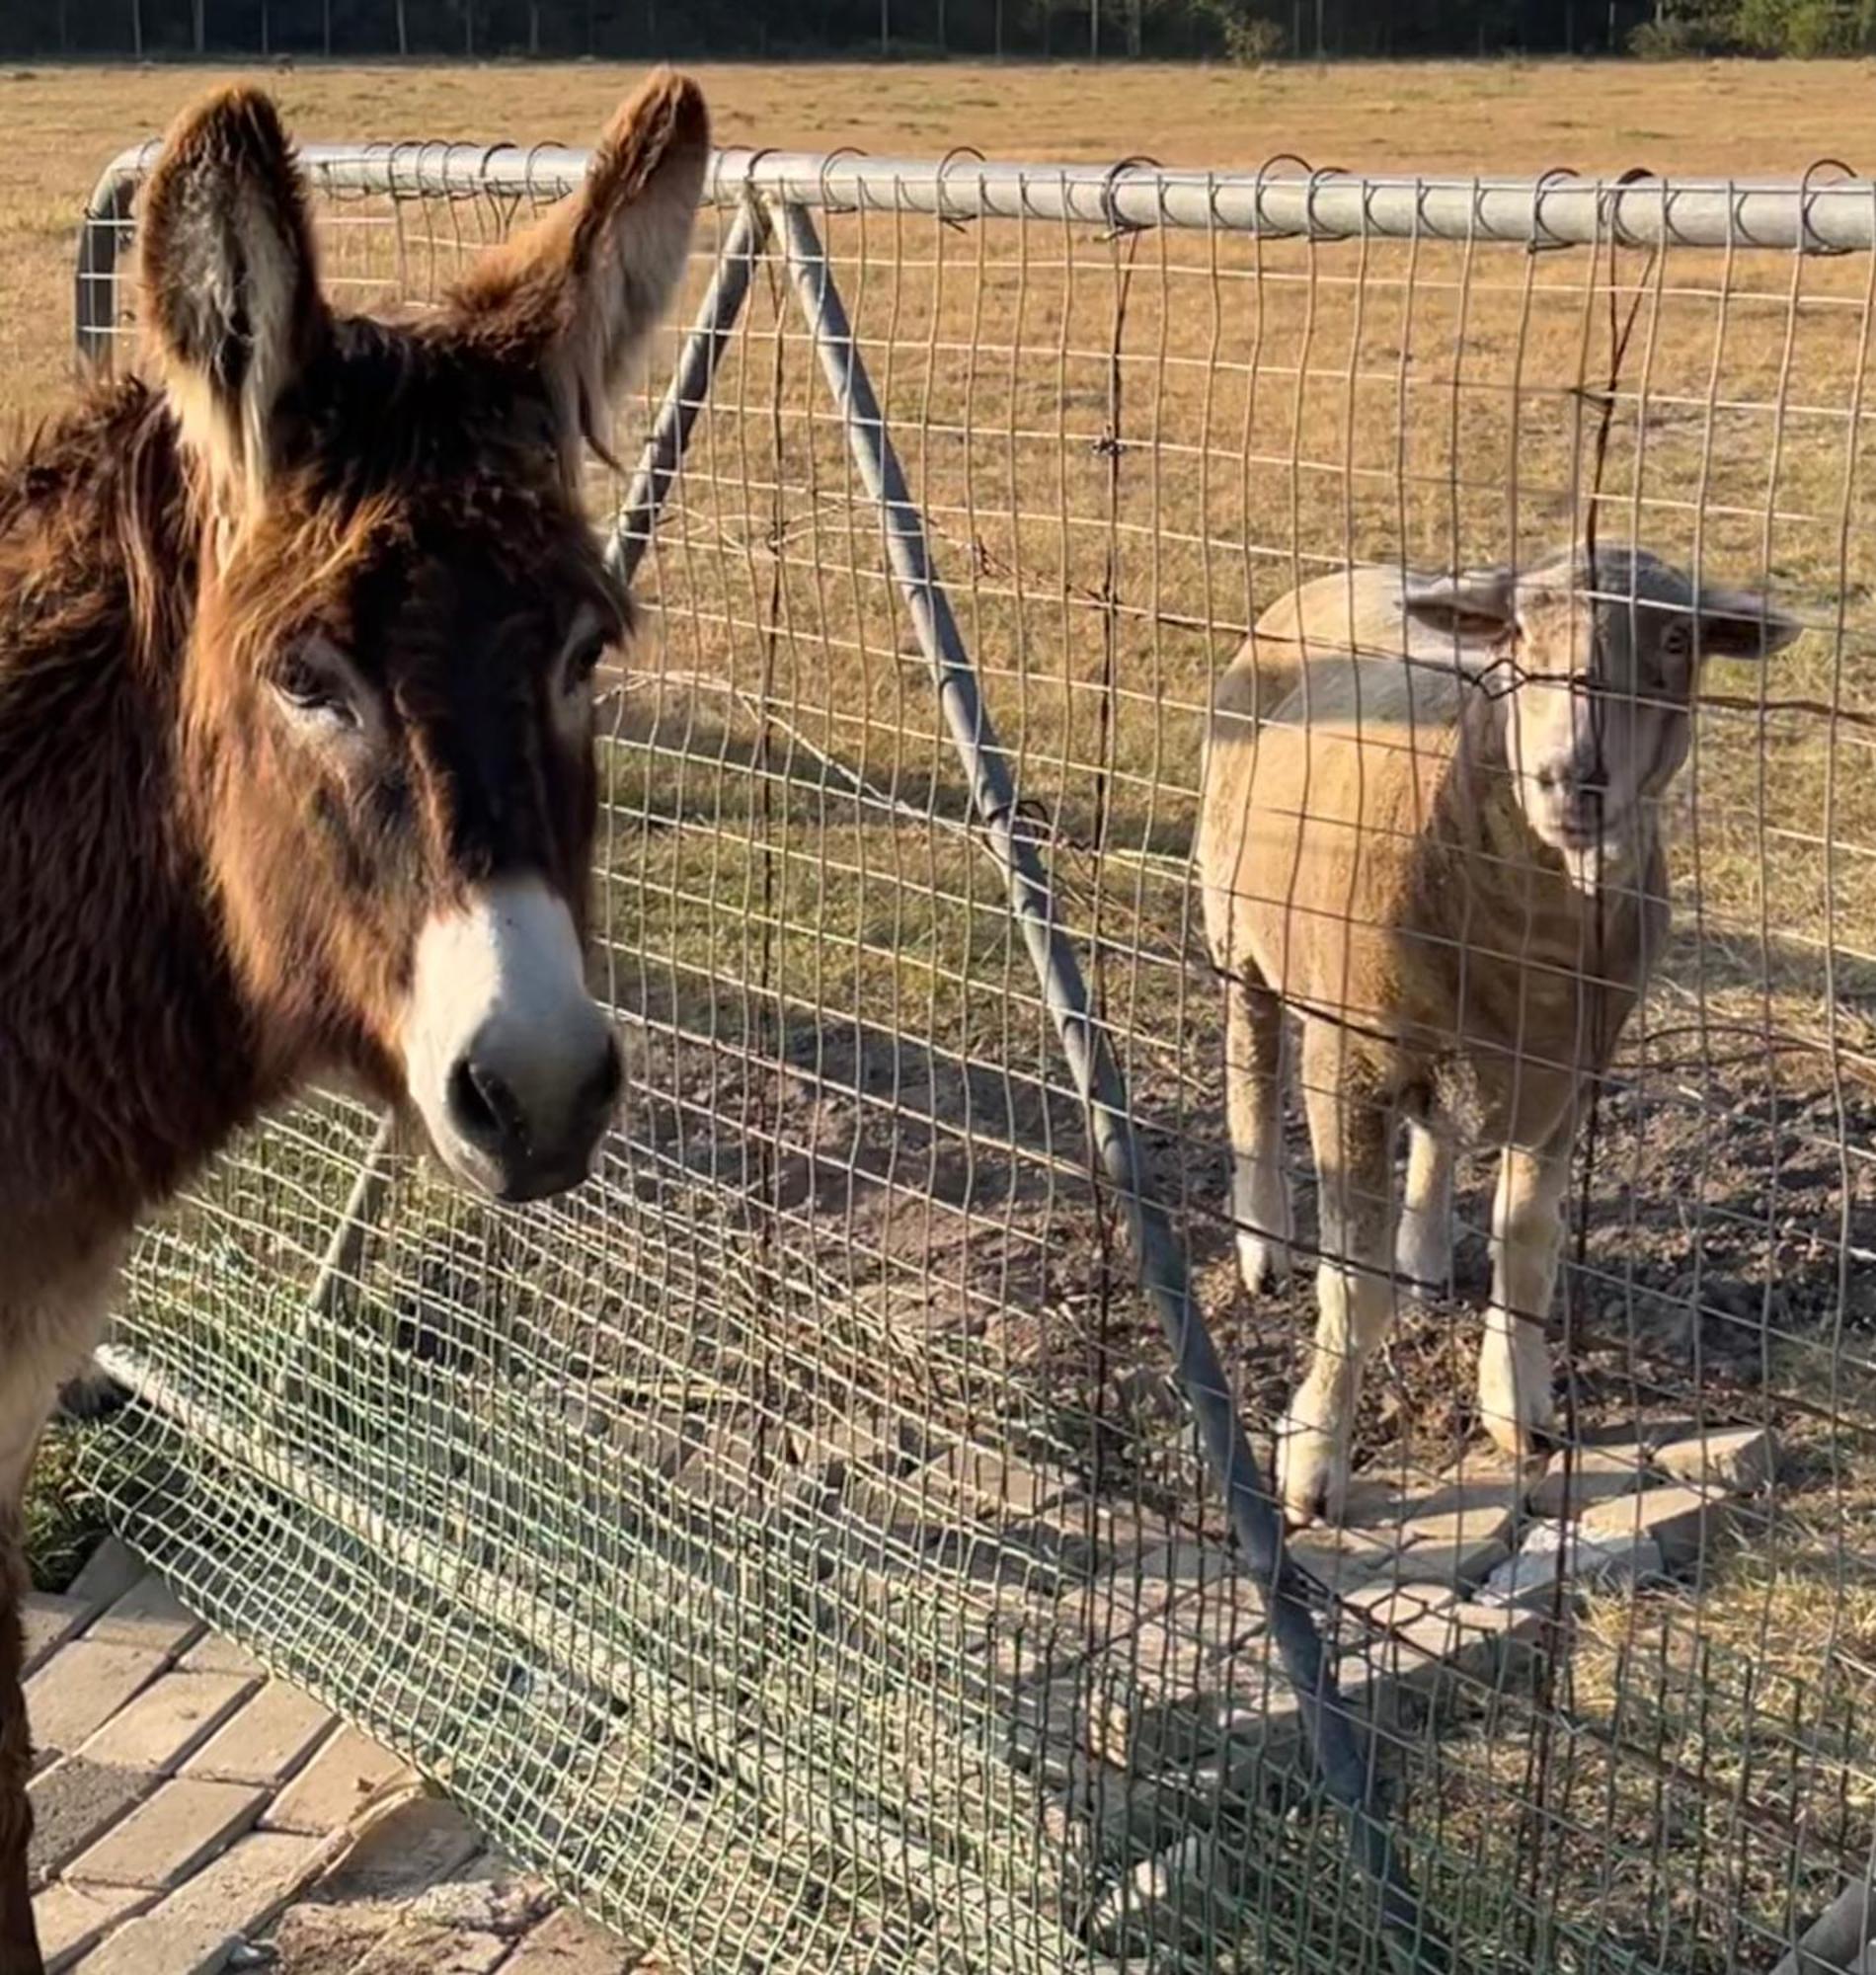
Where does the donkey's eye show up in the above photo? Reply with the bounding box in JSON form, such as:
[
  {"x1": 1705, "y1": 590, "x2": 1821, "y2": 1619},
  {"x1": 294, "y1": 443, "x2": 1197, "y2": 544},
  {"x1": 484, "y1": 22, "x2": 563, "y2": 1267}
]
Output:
[
  {"x1": 565, "y1": 628, "x2": 610, "y2": 690},
  {"x1": 273, "y1": 648, "x2": 358, "y2": 729}
]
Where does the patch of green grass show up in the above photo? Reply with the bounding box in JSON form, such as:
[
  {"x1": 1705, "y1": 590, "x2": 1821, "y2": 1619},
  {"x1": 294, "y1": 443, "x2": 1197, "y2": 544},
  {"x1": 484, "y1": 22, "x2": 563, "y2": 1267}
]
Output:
[{"x1": 26, "y1": 1422, "x2": 113, "y2": 1595}]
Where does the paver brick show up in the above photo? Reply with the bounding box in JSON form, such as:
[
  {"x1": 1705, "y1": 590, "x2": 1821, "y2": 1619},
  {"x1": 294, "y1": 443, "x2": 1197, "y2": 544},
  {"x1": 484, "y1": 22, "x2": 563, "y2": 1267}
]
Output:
[
  {"x1": 1086, "y1": 1594, "x2": 1279, "y2": 1772},
  {"x1": 32, "y1": 1878, "x2": 152, "y2": 1972},
  {"x1": 309, "y1": 1796, "x2": 481, "y2": 1902},
  {"x1": 1395, "y1": 1467, "x2": 1524, "y2": 1550},
  {"x1": 1343, "y1": 1581, "x2": 1459, "y2": 1629},
  {"x1": 1579, "y1": 1483, "x2": 1734, "y2": 1574},
  {"x1": 70, "y1": 1830, "x2": 328, "y2": 1975},
  {"x1": 180, "y1": 1636, "x2": 267, "y2": 1679},
  {"x1": 1285, "y1": 1525, "x2": 1394, "y2": 1593},
  {"x1": 79, "y1": 1672, "x2": 258, "y2": 1775},
  {"x1": 1655, "y1": 1424, "x2": 1777, "y2": 1495},
  {"x1": 28, "y1": 1758, "x2": 154, "y2": 1887},
  {"x1": 500, "y1": 1907, "x2": 644, "y2": 1972},
  {"x1": 262, "y1": 1725, "x2": 416, "y2": 1836},
  {"x1": 1079, "y1": 1540, "x2": 1239, "y2": 1626},
  {"x1": 1527, "y1": 1447, "x2": 1657, "y2": 1518},
  {"x1": 26, "y1": 1642, "x2": 166, "y2": 1759},
  {"x1": 66, "y1": 1775, "x2": 268, "y2": 1890},
  {"x1": 1481, "y1": 1520, "x2": 1664, "y2": 1606},
  {"x1": 86, "y1": 1573, "x2": 206, "y2": 1655},
  {"x1": 1447, "y1": 1602, "x2": 1554, "y2": 1679},
  {"x1": 185, "y1": 1681, "x2": 336, "y2": 1787},
  {"x1": 65, "y1": 1540, "x2": 144, "y2": 1618},
  {"x1": 22, "y1": 1595, "x2": 91, "y2": 1678},
  {"x1": 1402, "y1": 1531, "x2": 1513, "y2": 1590},
  {"x1": 922, "y1": 1444, "x2": 1080, "y2": 1517}
]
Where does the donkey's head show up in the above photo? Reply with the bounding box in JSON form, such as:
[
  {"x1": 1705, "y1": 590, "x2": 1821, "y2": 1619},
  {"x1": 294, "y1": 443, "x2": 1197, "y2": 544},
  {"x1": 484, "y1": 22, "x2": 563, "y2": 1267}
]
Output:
[
  {"x1": 1404, "y1": 544, "x2": 1801, "y2": 886},
  {"x1": 139, "y1": 74, "x2": 708, "y2": 1201}
]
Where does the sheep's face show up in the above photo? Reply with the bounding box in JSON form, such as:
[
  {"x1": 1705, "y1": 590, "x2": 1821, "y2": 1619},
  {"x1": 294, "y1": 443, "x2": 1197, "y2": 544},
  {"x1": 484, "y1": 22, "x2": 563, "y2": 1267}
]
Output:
[{"x1": 1404, "y1": 548, "x2": 1801, "y2": 887}]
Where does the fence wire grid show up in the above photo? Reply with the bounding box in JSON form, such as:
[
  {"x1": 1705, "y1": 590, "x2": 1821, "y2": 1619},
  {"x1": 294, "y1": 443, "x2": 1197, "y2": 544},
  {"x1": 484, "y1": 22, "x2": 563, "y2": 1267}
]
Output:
[{"x1": 66, "y1": 140, "x2": 1876, "y2": 1975}]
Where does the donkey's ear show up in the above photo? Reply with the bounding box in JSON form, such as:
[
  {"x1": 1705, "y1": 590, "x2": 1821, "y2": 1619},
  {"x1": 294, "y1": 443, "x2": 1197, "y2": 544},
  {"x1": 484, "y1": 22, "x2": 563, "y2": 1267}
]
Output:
[
  {"x1": 138, "y1": 87, "x2": 327, "y2": 509},
  {"x1": 1692, "y1": 582, "x2": 1803, "y2": 663},
  {"x1": 447, "y1": 67, "x2": 708, "y2": 468},
  {"x1": 1402, "y1": 563, "x2": 1520, "y2": 643}
]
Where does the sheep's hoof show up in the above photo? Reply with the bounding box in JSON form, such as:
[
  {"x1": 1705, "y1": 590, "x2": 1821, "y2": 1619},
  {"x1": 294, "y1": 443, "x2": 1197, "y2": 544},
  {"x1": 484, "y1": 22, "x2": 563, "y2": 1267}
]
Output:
[
  {"x1": 1236, "y1": 1231, "x2": 1292, "y2": 1295},
  {"x1": 1392, "y1": 1243, "x2": 1453, "y2": 1304},
  {"x1": 1392, "y1": 1209, "x2": 1455, "y2": 1301},
  {"x1": 1477, "y1": 1313, "x2": 1556, "y2": 1466},
  {"x1": 1277, "y1": 1421, "x2": 1350, "y2": 1528}
]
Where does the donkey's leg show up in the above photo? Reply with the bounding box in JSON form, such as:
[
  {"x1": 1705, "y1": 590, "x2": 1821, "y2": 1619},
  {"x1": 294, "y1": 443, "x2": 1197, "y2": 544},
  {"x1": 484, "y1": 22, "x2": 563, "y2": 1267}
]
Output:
[
  {"x1": 1224, "y1": 960, "x2": 1293, "y2": 1292},
  {"x1": 54, "y1": 1355, "x2": 129, "y2": 1425},
  {"x1": 1477, "y1": 1133, "x2": 1571, "y2": 1465},
  {"x1": 1279, "y1": 1022, "x2": 1398, "y2": 1526},
  {"x1": 0, "y1": 1459, "x2": 44, "y2": 1975},
  {"x1": 0, "y1": 1248, "x2": 123, "y2": 1974},
  {"x1": 1394, "y1": 1119, "x2": 1455, "y2": 1298}
]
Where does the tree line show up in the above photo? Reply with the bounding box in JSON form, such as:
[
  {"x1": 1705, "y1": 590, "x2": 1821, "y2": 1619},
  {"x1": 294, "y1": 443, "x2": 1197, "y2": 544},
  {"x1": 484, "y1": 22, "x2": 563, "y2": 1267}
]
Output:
[{"x1": 1, "y1": 0, "x2": 1865, "y2": 63}]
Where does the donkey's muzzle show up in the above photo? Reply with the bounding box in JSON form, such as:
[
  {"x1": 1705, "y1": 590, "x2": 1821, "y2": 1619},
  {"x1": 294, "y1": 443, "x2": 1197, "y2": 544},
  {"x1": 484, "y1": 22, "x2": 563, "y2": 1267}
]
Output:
[{"x1": 445, "y1": 1024, "x2": 623, "y2": 1203}]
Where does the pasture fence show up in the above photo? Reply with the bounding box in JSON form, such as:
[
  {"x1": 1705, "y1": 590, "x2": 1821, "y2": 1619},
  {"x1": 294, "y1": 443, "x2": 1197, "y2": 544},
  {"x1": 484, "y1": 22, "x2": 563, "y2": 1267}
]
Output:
[{"x1": 66, "y1": 135, "x2": 1876, "y2": 1974}]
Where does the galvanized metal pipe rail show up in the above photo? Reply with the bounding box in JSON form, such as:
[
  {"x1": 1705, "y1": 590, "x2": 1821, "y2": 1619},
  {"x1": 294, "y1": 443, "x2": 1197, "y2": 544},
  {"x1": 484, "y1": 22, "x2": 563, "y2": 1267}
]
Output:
[{"x1": 79, "y1": 139, "x2": 1876, "y2": 290}]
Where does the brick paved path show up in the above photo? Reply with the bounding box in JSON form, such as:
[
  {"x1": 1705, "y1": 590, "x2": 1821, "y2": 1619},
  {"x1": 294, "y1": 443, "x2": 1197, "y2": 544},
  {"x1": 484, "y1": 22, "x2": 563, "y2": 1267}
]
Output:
[{"x1": 27, "y1": 1540, "x2": 649, "y2": 1973}]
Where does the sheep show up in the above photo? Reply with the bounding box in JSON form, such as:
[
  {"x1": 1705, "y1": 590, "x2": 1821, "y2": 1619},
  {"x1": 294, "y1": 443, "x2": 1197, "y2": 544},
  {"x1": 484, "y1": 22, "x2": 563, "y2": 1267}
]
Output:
[{"x1": 1197, "y1": 544, "x2": 1800, "y2": 1526}]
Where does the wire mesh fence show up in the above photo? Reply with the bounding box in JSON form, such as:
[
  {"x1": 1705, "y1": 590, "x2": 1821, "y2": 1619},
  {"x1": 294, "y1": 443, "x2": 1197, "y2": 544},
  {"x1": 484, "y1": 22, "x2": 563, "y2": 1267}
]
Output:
[{"x1": 67, "y1": 140, "x2": 1876, "y2": 1974}]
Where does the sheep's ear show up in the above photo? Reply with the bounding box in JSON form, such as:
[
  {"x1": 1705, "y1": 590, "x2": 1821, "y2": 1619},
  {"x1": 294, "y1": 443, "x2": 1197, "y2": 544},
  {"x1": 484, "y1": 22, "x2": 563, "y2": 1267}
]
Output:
[
  {"x1": 139, "y1": 86, "x2": 328, "y2": 513},
  {"x1": 447, "y1": 67, "x2": 708, "y2": 472},
  {"x1": 1401, "y1": 564, "x2": 1519, "y2": 643},
  {"x1": 1692, "y1": 583, "x2": 1802, "y2": 662}
]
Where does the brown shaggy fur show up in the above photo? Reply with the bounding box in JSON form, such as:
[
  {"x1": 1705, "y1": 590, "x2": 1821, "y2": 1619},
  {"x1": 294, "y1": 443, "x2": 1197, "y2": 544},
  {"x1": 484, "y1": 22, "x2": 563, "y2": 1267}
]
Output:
[{"x1": 0, "y1": 70, "x2": 707, "y2": 1970}]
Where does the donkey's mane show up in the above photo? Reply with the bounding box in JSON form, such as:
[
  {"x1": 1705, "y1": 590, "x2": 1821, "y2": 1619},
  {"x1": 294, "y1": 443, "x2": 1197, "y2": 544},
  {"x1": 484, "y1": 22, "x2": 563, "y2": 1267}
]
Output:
[{"x1": 0, "y1": 379, "x2": 196, "y2": 683}]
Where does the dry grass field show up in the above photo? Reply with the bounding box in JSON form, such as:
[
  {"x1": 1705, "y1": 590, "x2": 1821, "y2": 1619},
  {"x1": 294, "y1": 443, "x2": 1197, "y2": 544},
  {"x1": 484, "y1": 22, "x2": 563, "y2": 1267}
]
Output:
[
  {"x1": 17, "y1": 53, "x2": 1876, "y2": 1974},
  {"x1": 10, "y1": 54, "x2": 1876, "y2": 423}
]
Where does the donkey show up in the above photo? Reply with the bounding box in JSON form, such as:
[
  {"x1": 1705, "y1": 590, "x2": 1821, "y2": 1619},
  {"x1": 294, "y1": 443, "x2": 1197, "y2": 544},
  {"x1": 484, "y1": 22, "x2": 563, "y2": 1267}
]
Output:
[
  {"x1": 1198, "y1": 545, "x2": 1799, "y2": 1525},
  {"x1": 0, "y1": 72, "x2": 708, "y2": 1967}
]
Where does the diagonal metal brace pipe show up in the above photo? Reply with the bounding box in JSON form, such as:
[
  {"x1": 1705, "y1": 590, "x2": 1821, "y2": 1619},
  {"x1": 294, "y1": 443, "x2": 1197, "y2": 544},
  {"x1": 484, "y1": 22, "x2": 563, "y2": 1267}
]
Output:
[
  {"x1": 606, "y1": 197, "x2": 770, "y2": 587},
  {"x1": 774, "y1": 192, "x2": 1446, "y2": 1975}
]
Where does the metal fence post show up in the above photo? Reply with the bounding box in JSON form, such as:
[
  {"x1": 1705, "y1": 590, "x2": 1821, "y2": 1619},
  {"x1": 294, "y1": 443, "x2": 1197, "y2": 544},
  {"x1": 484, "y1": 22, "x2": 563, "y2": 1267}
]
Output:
[
  {"x1": 73, "y1": 160, "x2": 145, "y2": 369},
  {"x1": 774, "y1": 191, "x2": 1446, "y2": 1975}
]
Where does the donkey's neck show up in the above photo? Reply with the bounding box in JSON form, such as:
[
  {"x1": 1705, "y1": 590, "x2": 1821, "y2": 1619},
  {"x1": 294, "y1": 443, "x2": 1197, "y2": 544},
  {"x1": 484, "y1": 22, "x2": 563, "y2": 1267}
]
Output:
[{"x1": 0, "y1": 382, "x2": 279, "y2": 1241}]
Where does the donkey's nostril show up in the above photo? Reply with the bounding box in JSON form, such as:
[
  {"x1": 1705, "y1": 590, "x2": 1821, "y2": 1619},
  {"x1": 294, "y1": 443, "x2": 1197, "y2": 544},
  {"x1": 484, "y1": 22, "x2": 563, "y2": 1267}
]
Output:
[{"x1": 447, "y1": 1054, "x2": 527, "y2": 1157}]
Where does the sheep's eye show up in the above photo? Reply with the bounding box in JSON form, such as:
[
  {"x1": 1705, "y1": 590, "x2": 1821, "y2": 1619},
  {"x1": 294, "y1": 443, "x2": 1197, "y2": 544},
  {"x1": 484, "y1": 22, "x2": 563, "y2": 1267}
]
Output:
[{"x1": 1660, "y1": 617, "x2": 1693, "y2": 660}]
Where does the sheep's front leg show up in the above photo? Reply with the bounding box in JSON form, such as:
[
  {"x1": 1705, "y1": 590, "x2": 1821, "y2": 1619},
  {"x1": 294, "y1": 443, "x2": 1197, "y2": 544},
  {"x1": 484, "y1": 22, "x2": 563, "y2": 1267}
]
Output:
[
  {"x1": 1478, "y1": 1136, "x2": 1570, "y2": 1464},
  {"x1": 1224, "y1": 963, "x2": 1293, "y2": 1291},
  {"x1": 1394, "y1": 1120, "x2": 1455, "y2": 1297},
  {"x1": 1281, "y1": 1026, "x2": 1398, "y2": 1526}
]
